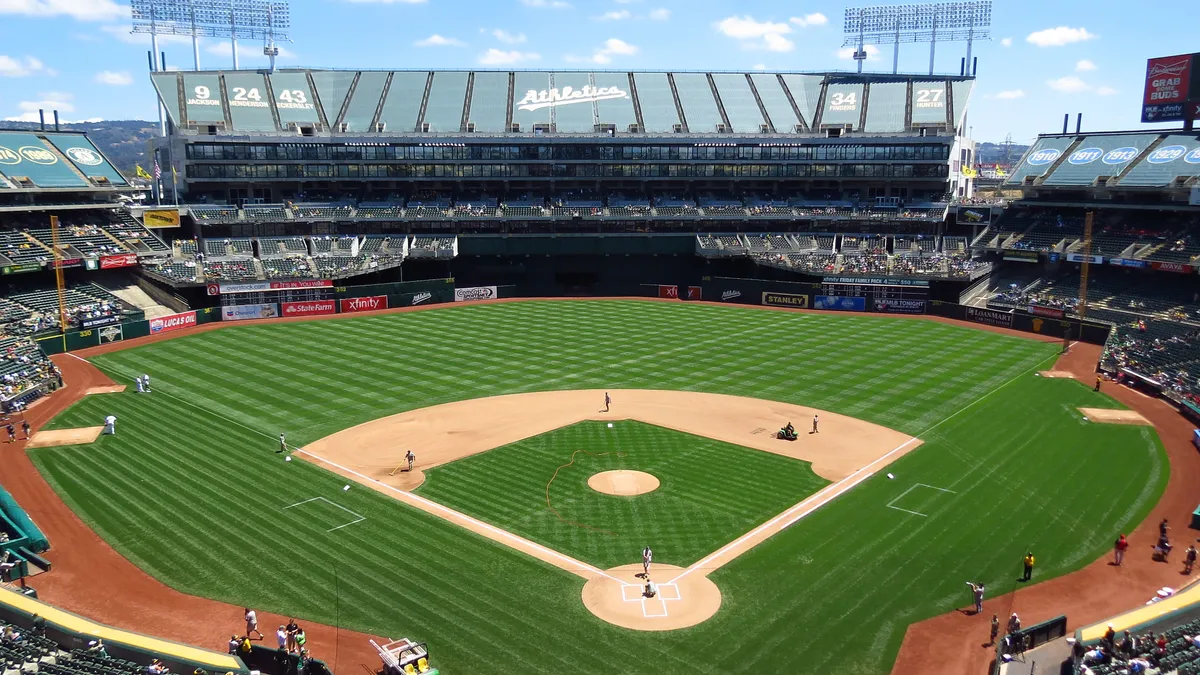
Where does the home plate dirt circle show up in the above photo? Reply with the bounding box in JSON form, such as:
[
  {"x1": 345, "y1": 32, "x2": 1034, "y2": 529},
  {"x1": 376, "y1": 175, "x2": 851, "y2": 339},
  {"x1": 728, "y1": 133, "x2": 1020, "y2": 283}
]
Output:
[
  {"x1": 587, "y1": 470, "x2": 660, "y2": 496},
  {"x1": 581, "y1": 563, "x2": 722, "y2": 631}
]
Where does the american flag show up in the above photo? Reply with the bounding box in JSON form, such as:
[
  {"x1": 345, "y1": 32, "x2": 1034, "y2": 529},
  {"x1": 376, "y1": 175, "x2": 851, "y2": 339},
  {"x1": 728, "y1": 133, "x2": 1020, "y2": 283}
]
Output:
[{"x1": 153, "y1": 160, "x2": 162, "y2": 180}]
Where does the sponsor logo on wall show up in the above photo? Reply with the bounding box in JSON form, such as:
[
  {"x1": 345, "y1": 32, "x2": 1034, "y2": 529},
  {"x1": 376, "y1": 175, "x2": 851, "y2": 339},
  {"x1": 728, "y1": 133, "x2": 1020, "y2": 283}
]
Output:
[
  {"x1": 1151, "y1": 261, "x2": 1195, "y2": 273},
  {"x1": 966, "y1": 306, "x2": 1014, "y2": 328},
  {"x1": 412, "y1": 292, "x2": 432, "y2": 305},
  {"x1": 687, "y1": 286, "x2": 702, "y2": 301},
  {"x1": 99, "y1": 253, "x2": 138, "y2": 269},
  {"x1": 149, "y1": 311, "x2": 197, "y2": 334},
  {"x1": 281, "y1": 300, "x2": 336, "y2": 317},
  {"x1": 761, "y1": 292, "x2": 809, "y2": 308},
  {"x1": 222, "y1": 303, "x2": 279, "y2": 321},
  {"x1": 80, "y1": 315, "x2": 119, "y2": 329},
  {"x1": 454, "y1": 286, "x2": 497, "y2": 302},
  {"x1": 516, "y1": 85, "x2": 629, "y2": 112},
  {"x1": 340, "y1": 295, "x2": 388, "y2": 313},
  {"x1": 210, "y1": 279, "x2": 333, "y2": 295},
  {"x1": 98, "y1": 325, "x2": 123, "y2": 343},
  {"x1": 720, "y1": 290, "x2": 742, "y2": 301},
  {"x1": 814, "y1": 295, "x2": 866, "y2": 312},
  {"x1": 1028, "y1": 304, "x2": 1066, "y2": 319},
  {"x1": 873, "y1": 299, "x2": 926, "y2": 314},
  {"x1": 658, "y1": 285, "x2": 679, "y2": 299}
]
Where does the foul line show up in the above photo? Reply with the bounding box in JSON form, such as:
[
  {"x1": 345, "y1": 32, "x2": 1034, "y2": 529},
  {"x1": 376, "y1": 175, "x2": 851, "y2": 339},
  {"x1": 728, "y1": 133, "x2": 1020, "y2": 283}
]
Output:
[
  {"x1": 283, "y1": 496, "x2": 366, "y2": 532},
  {"x1": 885, "y1": 483, "x2": 956, "y2": 518}
]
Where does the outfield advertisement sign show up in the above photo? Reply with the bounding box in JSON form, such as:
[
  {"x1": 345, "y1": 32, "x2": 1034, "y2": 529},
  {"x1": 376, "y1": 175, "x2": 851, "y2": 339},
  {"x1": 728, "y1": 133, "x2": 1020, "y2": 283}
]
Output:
[
  {"x1": 687, "y1": 286, "x2": 702, "y2": 300},
  {"x1": 1142, "y1": 53, "x2": 1200, "y2": 123},
  {"x1": 100, "y1": 253, "x2": 138, "y2": 269},
  {"x1": 1152, "y1": 261, "x2": 1195, "y2": 274},
  {"x1": 720, "y1": 290, "x2": 743, "y2": 302},
  {"x1": 658, "y1": 285, "x2": 679, "y2": 299},
  {"x1": 873, "y1": 299, "x2": 926, "y2": 314},
  {"x1": 966, "y1": 306, "x2": 1014, "y2": 328},
  {"x1": 814, "y1": 296, "x2": 866, "y2": 312},
  {"x1": 1066, "y1": 253, "x2": 1104, "y2": 264},
  {"x1": 340, "y1": 295, "x2": 388, "y2": 313},
  {"x1": 222, "y1": 303, "x2": 279, "y2": 321},
  {"x1": 1, "y1": 263, "x2": 41, "y2": 275},
  {"x1": 761, "y1": 291, "x2": 809, "y2": 308},
  {"x1": 454, "y1": 286, "x2": 497, "y2": 302},
  {"x1": 1029, "y1": 305, "x2": 1066, "y2": 319},
  {"x1": 281, "y1": 300, "x2": 335, "y2": 317},
  {"x1": 1108, "y1": 258, "x2": 1150, "y2": 268},
  {"x1": 1004, "y1": 250, "x2": 1040, "y2": 263},
  {"x1": 149, "y1": 311, "x2": 197, "y2": 334},
  {"x1": 208, "y1": 279, "x2": 333, "y2": 295},
  {"x1": 80, "y1": 315, "x2": 119, "y2": 329}
]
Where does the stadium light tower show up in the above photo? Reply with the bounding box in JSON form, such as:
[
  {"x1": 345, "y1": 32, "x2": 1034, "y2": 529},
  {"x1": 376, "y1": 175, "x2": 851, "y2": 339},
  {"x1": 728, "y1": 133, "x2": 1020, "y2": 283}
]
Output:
[
  {"x1": 131, "y1": 0, "x2": 292, "y2": 71},
  {"x1": 843, "y1": 1, "x2": 992, "y2": 75}
]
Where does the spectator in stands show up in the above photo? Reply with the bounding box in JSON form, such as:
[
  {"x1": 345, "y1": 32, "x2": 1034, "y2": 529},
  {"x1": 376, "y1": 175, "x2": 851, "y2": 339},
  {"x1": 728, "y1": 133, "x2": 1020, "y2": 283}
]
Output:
[
  {"x1": 1081, "y1": 644, "x2": 1106, "y2": 666},
  {"x1": 30, "y1": 614, "x2": 44, "y2": 636},
  {"x1": 87, "y1": 639, "x2": 108, "y2": 658},
  {"x1": 1102, "y1": 625, "x2": 1115, "y2": 651},
  {"x1": 148, "y1": 658, "x2": 169, "y2": 675},
  {"x1": 1007, "y1": 613, "x2": 1021, "y2": 635}
]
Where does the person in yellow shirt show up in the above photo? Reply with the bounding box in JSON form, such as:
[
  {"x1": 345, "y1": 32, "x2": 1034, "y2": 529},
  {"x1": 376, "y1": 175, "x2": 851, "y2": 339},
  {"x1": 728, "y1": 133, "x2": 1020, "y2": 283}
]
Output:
[{"x1": 1022, "y1": 552, "x2": 1035, "y2": 582}]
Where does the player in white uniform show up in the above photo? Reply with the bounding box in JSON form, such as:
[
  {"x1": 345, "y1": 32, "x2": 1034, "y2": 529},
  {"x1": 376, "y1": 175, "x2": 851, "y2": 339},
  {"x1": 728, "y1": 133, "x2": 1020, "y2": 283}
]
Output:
[
  {"x1": 142, "y1": 374, "x2": 151, "y2": 392},
  {"x1": 812, "y1": 414, "x2": 819, "y2": 433},
  {"x1": 103, "y1": 415, "x2": 116, "y2": 435},
  {"x1": 405, "y1": 450, "x2": 416, "y2": 472},
  {"x1": 642, "y1": 545, "x2": 653, "y2": 578},
  {"x1": 277, "y1": 433, "x2": 287, "y2": 454},
  {"x1": 135, "y1": 376, "x2": 144, "y2": 393}
]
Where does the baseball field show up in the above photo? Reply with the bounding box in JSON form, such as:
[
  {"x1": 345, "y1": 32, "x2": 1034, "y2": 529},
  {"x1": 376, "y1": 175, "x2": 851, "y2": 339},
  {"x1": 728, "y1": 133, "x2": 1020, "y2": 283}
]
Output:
[{"x1": 28, "y1": 300, "x2": 1166, "y2": 674}]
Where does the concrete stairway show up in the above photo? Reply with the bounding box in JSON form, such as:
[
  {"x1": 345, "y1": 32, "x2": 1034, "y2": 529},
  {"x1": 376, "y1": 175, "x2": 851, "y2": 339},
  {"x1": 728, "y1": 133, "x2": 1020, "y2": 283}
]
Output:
[{"x1": 108, "y1": 284, "x2": 175, "y2": 320}]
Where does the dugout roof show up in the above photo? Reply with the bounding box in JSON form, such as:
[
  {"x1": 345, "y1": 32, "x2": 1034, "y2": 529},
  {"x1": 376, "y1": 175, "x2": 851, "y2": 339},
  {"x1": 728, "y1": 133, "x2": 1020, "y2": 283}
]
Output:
[{"x1": 152, "y1": 69, "x2": 974, "y2": 137}]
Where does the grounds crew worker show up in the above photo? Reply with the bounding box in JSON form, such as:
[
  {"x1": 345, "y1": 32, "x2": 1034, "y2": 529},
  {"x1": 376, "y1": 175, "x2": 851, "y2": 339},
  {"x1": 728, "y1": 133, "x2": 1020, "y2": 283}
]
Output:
[{"x1": 1022, "y1": 552, "x2": 1035, "y2": 582}]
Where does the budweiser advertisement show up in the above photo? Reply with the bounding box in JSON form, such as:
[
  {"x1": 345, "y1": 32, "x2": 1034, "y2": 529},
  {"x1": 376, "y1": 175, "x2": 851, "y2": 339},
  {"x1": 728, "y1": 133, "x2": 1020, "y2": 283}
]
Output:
[
  {"x1": 149, "y1": 310, "x2": 197, "y2": 334},
  {"x1": 340, "y1": 295, "x2": 388, "y2": 314},
  {"x1": 209, "y1": 279, "x2": 334, "y2": 295},
  {"x1": 100, "y1": 253, "x2": 138, "y2": 269},
  {"x1": 1142, "y1": 53, "x2": 1200, "y2": 123},
  {"x1": 281, "y1": 300, "x2": 336, "y2": 317}
]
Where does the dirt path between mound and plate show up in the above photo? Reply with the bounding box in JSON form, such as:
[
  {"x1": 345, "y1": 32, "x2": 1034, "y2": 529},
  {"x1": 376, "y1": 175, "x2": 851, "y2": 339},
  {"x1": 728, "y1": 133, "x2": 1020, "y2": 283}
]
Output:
[
  {"x1": 1, "y1": 354, "x2": 383, "y2": 675},
  {"x1": 891, "y1": 342, "x2": 1200, "y2": 675}
]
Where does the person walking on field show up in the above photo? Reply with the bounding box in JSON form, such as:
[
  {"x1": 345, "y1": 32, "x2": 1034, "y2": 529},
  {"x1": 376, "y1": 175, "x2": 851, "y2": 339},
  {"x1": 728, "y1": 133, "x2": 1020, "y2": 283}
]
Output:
[
  {"x1": 1095, "y1": 375, "x2": 1102, "y2": 392},
  {"x1": 641, "y1": 546, "x2": 653, "y2": 579},
  {"x1": 244, "y1": 608, "x2": 263, "y2": 640},
  {"x1": 1115, "y1": 534, "x2": 1129, "y2": 566},
  {"x1": 21, "y1": 420, "x2": 30, "y2": 440},
  {"x1": 405, "y1": 450, "x2": 416, "y2": 472},
  {"x1": 277, "y1": 433, "x2": 287, "y2": 454},
  {"x1": 1022, "y1": 552, "x2": 1035, "y2": 582},
  {"x1": 604, "y1": 392, "x2": 611, "y2": 413},
  {"x1": 812, "y1": 414, "x2": 819, "y2": 433},
  {"x1": 989, "y1": 614, "x2": 1000, "y2": 646},
  {"x1": 1186, "y1": 544, "x2": 1197, "y2": 575},
  {"x1": 967, "y1": 581, "x2": 985, "y2": 614}
]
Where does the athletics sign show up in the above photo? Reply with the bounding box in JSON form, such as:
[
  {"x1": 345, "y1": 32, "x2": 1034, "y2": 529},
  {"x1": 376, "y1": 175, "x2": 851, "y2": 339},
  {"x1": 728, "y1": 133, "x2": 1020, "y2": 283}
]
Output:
[{"x1": 516, "y1": 84, "x2": 629, "y2": 112}]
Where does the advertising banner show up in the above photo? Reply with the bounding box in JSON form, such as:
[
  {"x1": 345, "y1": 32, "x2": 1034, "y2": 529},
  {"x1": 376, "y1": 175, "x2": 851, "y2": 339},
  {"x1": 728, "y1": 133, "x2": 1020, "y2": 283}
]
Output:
[
  {"x1": 454, "y1": 286, "x2": 497, "y2": 302},
  {"x1": 97, "y1": 324, "x2": 123, "y2": 344},
  {"x1": 80, "y1": 315, "x2": 120, "y2": 329},
  {"x1": 340, "y1": 295, "x2": 388, "y2": 314},
  {"x1": 52, "y1": 257, "x2": 82, "y2": 269},
  {"x1": 873, "y1": 299, "x2": 926, "y2": 314},
  {"x1": 658, "y1": 285, "x2": 679, "y2": 299},
  {"x1": 1066, "y1": 253, "x2": 1104, "y2": 264},
  {"x1": 149, "y1": 310, "x2": 197, "y2": 334},
  {"x1": 143, "y1": 209, "x2": 181, "y2": 228},
  {"x1": 1142, "y1": 54, "x2": 1196, "y2": 123},
  {"x1": 1108, "y1": 258, "x2": 1150, "y2": 269},
  {"x1": 1028, "y1": 305, "x2": 1066, "y2": 319},
  {"x1": 100, "y1": 253, "x2": 138, "y2": 269},
  {"x1": 719, "y1": 290, "x2": 744, "y2": 302},
  {"x1": 209, "y1": 279, "x2": 333, "y2": 295},
  {"x1": 814, "y1": 295, "x2": 866, "y2": 311},
  {"x1": 687, "y1": 286, "x2": 702, "y2": 300},
  {"x1": 966, "y1": 306, "x2": 1014, "y2": 328},
  {"x1": 1151, "y1": 261, "x2": 1195, "y2": 274},
  {"x1": 221, "y1": 303, "x2": 279, "y2": 321},
  {"x1": 761, "y1": 291, "x2": 809, "y2": 308},
  {"x1": 956, "y1": 208, "x2": 986, "y2": 224},
  {"x1": 823, "y1": 276, "x2": 930, "y2": 287},
  {"x1": 410, "y1": 291, "x2": 432, "y2": 306},
  {"x1": 1, "y1": 263, "x2": 41, "y2": 275},
  {"x1": 281, "y1": 300, "x2": 336, "y2": 317},
  {"x1": 1003, "y1": 250, "x2": 1040, "y2": 263}
]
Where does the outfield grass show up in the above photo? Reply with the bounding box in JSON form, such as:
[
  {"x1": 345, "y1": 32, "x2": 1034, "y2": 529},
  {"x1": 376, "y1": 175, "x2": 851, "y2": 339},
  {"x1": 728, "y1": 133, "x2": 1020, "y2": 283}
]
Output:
[
  {"x1": 416, "y1": 420, "x2": 829, "y2": 569},
  {"x1": 27, "y1": 301, "x2": 1167, "y2": 674}
]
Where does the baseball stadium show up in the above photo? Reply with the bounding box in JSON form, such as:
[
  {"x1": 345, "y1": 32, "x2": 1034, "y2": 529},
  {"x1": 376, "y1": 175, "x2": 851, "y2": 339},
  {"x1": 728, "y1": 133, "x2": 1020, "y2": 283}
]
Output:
[{"x1": 0, "y1": 3, "x2": 1199, "y2": 675}]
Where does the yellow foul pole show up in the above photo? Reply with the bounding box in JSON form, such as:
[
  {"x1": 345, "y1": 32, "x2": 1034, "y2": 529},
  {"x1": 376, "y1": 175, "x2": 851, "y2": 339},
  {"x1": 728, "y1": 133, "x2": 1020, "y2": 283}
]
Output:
[{"x1": 50, "y1": 215, "x2": 68, "y2": 351}]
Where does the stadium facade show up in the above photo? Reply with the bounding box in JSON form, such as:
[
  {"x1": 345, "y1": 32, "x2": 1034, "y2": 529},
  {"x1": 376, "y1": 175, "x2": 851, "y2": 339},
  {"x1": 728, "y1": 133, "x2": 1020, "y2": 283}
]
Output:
[{"x1": 148, "y1": 68, "x2": 978, "y2": 206}]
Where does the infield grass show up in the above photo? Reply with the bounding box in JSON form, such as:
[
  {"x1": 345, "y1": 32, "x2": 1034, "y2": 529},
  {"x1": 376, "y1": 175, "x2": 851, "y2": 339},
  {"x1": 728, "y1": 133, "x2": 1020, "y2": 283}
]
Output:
[{"x1": 28, "y1": 300, "x2": 1167, "y2": 675}]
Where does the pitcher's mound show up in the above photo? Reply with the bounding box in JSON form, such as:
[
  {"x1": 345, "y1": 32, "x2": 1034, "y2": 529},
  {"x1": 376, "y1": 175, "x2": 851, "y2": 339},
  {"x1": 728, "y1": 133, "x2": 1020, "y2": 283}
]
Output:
[
  {"x1": 1078, "y1": 408, "x2": 1151, "y2": 425},
  {"x1": 588, "y1": 470, "x2": 660, "y2": 496},
  {"x1": 581, "y1": 563, "x2": 721, "y2": 631},
  {"x1": 85, "y1": 385, "x2": 126, "y2": 395},
  {"x1": 27, "y1": 426, "x2": 104, "y2": 448}
]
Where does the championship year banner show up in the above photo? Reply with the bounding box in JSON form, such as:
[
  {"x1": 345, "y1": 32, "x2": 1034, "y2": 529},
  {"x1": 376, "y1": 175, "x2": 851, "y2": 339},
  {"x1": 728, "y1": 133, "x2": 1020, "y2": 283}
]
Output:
[
  {"x1": 761, "y1": 291, "x2": 809, "y2": 308},
  {"x1": 454, "y1": 286, "x2": 497, "y2": 302},
  {"x1": 221, "y1": 303, "x2": 279, "y2": 321}
]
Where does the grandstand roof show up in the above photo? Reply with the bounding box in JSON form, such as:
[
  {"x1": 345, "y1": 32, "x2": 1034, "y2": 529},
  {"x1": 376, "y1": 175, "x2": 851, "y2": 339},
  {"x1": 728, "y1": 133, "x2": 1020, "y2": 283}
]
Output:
[
  {"x1": 152, "y1": 69, "x2": 974, "y2": 138},
  {"x1": 0, "y1": 130, "x2": 129, "y2": 192},
  {"x1": 1005, "y1": 129, "x2": 1200, "y2": 189}
]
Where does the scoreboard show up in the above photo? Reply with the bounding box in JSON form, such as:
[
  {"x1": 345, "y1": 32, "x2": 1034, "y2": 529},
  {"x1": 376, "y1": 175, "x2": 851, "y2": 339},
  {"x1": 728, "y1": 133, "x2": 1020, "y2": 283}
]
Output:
[{"x1": 820, "y1": 277, "x2": 929, "y2": 302}]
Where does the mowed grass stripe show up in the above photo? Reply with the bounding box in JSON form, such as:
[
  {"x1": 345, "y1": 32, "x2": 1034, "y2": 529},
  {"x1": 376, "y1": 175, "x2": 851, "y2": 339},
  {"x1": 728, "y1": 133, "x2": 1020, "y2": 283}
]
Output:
[{"x1": 28, "y1": 301, "x2": 1162, "y2": 675}]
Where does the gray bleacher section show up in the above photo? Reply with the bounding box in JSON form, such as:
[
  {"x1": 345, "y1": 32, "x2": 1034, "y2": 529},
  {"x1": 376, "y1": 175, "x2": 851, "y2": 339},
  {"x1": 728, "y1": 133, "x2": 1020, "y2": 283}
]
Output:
[
  {"x1": 712, "y1": 74, "x2": 763, "y2": 133},
  {"x1": 379, "y1": 71, "x2": 427, "y2": 133},
  {"x1": 751, "y1": 74, "x2": 802, "y2": 131},
  {"x1": 673, "y1": 73, "x2": 724, "y2": 132},
  {"x1": 0, "y1": 133, "x2": 85, "y2": 188},
  {"x1": 632, "y1": 73, "x2": 678, "y2": 133},
  {"x1": 1004, "y1": 136, "x2": 1077, "y2": 184},
  {"x1": 343, "y1": 71, "x2": 388, "y2": 131},
  {"x1": 910, "y1": 81, "x2": 949, "y2": 125},
  {"x1": 422, "y1": 71, "x2": 468, "y2": 133},
  {"x1": 150, "y1": 72, "x2": 183, "y2": 129},
  {"x1": 468, "y1": 71, "x2": 509, "y2": 133},
  {"x1": 782, "y1": 74, "x2": 822, "y2": 124},
  {"x1": 1121, "y1": 134, "x2": 1200, "y2": 187},
  {"x1": 1043, "y1": 134, "x2": 1158, "y2": 185},
  {"x1": 864, "y1": 82, "x2": 907, "y2": 132},
  {"x1": 224, "y1": 72, "x2": 277, "y2": 132},
  {"x1": 951, "y1": 80, "x2": 973, "y2": 126},
  {"x1": 310, "y1": 70, "x2": 355, "y2": 125},
  {"x1": 548, "y1": 73, "x2": 596, "y2": 133},
  {"x1": 593, "y1": 72, "x2": 637, "y2": 130}
]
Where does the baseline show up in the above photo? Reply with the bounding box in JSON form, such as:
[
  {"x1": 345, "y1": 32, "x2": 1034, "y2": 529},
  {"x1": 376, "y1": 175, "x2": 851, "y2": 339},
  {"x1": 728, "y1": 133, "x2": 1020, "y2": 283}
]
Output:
[
  {"x1": 886, "y1": 483, "x2": 957, "y2": 518},
  {"x1": 282, "y1": 496, "x2": 366, "y2": 532}
]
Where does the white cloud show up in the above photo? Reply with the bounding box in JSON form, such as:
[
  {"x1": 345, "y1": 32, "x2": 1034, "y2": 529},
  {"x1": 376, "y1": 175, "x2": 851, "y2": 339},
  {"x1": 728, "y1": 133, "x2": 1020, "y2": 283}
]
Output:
[
  {"x1": 1026, "y1": 26, "x2": 1096, "y2": 47},
  {"x1": 520, "y1": 0, "x2": 571, "y2": 8},
  {"x1": 0, "y1": 0, "x2": 126, "y2": 22},
  {"x1": 994, "y1": 89, "x2": 1025, "y2": 100},
  {"x1": 752, "y1": 63, "x2": 766, "y2": 70},
  {"x1": 836, "y1": 44, "x2": 881, "y2": 61},
  {"x1": 648, "y1": 8, "x2": 669, "y2": 20},
  {"x1": 478, "y1": 48, "x2": 541, "y2": 65},
  {"x1": 339, "y1": 0, "x2": 426, "y2": 3},
  {"x1": 415, "y1": 34, "x2": 465, "y2": 47},
  {"x1": 6, "y1": 91, "x2": 75, "y2": 120},
  {"x1": 1000, "y1": 37, "x2": 1012, "y2": 47},
  {"x1": 715, "y1": 16, "x2": 795, "y2": 52},
  {"x1": 789, "y1": 13, "x2": 827, "y2": 28},
  {"x1": 1075, "y1": 59, "x2": 1096, "y2": 72},
  {"x1": 565, "y1": 37, "x2": 639, "y2": 64},
  {"x1": 1046, "y1": 75, "x2": 1090, "y2": 93},
  {"x1": 0, "y1": 55, "x2": 52, "y2": 77},
  {"x1": 94, "y1": 70, "x2": 132, "y2": 86},
  {"x1": 490, "y1": 28, "x2": 527, "y2": 44},
  {"x1": 99, "y1": 24, "x2": 192, "y2": 46},
  {"x1": 597, "y1": 9, "x2": 630, "y2": 20},
  {"x1": 1096, "y1": 86, "x2": 1117, "y2": 96}
]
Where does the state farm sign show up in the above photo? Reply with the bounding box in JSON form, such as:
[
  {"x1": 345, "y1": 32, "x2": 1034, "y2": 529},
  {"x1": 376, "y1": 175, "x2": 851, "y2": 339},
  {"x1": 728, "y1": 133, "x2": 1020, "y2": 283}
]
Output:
[
  {"x1": 340, "y1": 295, "x2": 388, "y2": 314},
  {"x1": 281, "y1": 300, "x2": 336, "y2": 317},
  {"x1": 149, "y1": 310, "x2": 197, "y2": 334}
]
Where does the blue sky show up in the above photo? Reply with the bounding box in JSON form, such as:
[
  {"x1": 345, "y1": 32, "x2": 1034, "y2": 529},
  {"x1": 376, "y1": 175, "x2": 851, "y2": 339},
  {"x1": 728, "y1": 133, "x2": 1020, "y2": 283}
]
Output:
[{"x1": 0, "y1": 0, "x2": 1189, "y2": 143}]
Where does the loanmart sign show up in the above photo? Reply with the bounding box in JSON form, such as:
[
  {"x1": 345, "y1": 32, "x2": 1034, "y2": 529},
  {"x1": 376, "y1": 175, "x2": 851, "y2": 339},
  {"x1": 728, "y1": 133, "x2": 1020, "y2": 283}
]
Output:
[{"x1": 516, "y1": 85, "x2": 629, "y2": 112}]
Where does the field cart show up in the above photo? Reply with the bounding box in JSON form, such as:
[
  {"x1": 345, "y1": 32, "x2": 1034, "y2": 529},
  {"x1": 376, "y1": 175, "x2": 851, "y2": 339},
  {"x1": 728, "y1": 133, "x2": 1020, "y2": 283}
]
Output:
[{"x1": 370, "y1": 638, "x2": 438, "y2": 675}]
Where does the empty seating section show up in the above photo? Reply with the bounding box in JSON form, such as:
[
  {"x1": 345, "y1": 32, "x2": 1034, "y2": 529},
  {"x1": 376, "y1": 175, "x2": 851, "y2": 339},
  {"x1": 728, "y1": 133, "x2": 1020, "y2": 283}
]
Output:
[
  {"x1": 355, "y1": 205, "x2": 404, "y2": 219},
  {"x1": 261, "y1": 256, "x2": 313, "y2": 279},
  {"x1": 242, "y1": 205, "x2": 287, "y2": 220},
  {"x1": 334, "y1": 236, "x2": 358, "y2": 253},
  {"x1": 696, "y1": 235, "x2": 720, "y2": 249},
  {"x1": 261, "y1": 237, "x2": 308, "y2": 255},
  {"x1": 178, "y1": 239, "x2": 199, "y2": 256},
  {"x1": 190, "y1": 205, "x2": 239, "y2": 222},
  {"x1": 0, "y1": 232, "x2": 49, "y2": 265},
  {"x1": 410, "y1": 236, "x2": 455, "y2": 252},
  {"x1": 500, "y1": 206, "x2": 546, "y2": 218},
  {"x1": 107, "y1": 216, "x2": 169, "y2": 253},
  {"x1": 716, "y1": 236, "x2": 743, "y2": 251},
  {"x1": 704, "y1": 206, "x2": 747, "y2": 216},
  {"x1": 145, "y1": 260, "x2": 199, "y2": 283},
  {"x1": 291, "y1": 204, "x2": 353, "y2": 220},
  {"x1": 608, "y1": 206, "x2": 650, "y2": 217}
]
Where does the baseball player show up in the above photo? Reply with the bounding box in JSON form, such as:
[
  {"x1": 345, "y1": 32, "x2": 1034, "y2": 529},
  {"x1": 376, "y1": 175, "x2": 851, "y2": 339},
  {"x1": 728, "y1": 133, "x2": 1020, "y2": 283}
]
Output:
[
  {"x1": 142, "y1": 374, "x2": 151, "y2": 393},
  {"x1": 405, "y1": 450, "x2": 416, "y2": 472},
  {"x1": 277, "y1": 433, "x2": 287, "y2": 454},
  {"x1": 604, "y1": 392, "x2": 611, "y2": 413},
  {"x1": 5, "y1": 424, "x2": 13, "y2": 443},
  {"x1": 642, "y1": 579, "x2": 657, "y2": 598},
  {"x1": 812, "y1": 414, "x2": 819, "y2": 434},
  {"x1": 103, "y1": 415, "x2": 116, "y2": 435},
  {"x1": 21, "y1": 420, "x2": 30, "y2": 440},
  {"x1": 641, "y1": 545, "x2": 653, "y2": 578},
  {"x1": 967, "y1": 581, "x2": 985, "y2": 614},
  {"x1": 135, "y1": 376, "x2": 144, "y2": 393}
]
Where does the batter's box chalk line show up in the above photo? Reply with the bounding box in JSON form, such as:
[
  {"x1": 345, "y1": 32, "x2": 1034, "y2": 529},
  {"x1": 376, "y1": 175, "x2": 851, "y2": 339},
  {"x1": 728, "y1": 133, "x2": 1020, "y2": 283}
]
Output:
[
  {"x1": 283, "y1": 496, "x2": 367, "y2": 532},
  {"x1": 619, "y1": 581, "x2": 682, "y2": 618},
  {"x1": 886, "y1": 483, "x2": 956, "y2": 518}
]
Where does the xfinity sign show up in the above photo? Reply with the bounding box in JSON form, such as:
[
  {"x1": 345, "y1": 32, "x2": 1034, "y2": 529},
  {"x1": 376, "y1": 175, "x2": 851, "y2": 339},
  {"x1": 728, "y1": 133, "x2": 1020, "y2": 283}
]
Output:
[{"x1": 516, "y1": 85, "x2": 629, "y2": 112}]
